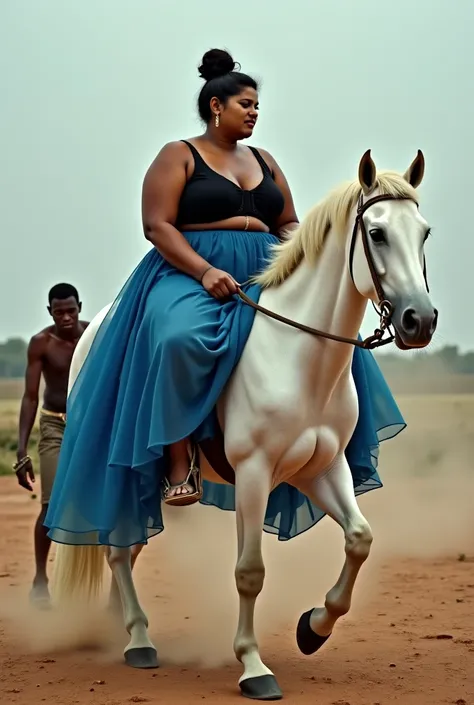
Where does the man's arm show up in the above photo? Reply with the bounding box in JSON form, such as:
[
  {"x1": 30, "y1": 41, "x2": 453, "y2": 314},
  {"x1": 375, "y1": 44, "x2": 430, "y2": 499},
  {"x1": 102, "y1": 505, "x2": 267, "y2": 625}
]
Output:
[{"x1": 16, "y1": 335, "x2": 43, "y2": 491}]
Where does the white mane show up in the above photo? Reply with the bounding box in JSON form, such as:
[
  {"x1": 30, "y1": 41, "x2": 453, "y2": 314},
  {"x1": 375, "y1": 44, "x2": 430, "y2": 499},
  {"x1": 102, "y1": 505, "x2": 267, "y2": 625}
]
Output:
[{"x1": 255, "y1": 172, "x2": 418, "y2": 288}]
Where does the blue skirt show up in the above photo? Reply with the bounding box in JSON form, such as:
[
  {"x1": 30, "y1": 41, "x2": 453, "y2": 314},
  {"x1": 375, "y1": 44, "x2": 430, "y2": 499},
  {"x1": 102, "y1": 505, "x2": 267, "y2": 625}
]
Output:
[{"x1": 45, "y1": 231, "x2": 405, "y2": 546}]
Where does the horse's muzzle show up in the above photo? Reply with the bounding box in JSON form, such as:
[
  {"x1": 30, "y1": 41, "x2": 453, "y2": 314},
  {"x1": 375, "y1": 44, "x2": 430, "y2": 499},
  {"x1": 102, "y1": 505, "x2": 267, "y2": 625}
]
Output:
[{"x1": 393, "y1": 301, "x2": 438, "y2": 349}]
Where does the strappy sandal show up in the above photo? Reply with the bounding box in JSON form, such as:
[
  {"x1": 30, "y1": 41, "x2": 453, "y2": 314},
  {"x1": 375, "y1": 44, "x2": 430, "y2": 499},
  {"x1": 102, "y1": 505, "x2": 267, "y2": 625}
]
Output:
[{"x1": 162, "y1": 444, "x2": 203, "y2": 507}]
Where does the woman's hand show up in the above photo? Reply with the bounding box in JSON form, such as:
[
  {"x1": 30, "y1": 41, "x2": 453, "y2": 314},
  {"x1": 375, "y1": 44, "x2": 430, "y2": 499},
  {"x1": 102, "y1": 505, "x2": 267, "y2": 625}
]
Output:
[{"x1": 201, "y1": 267, "x2": 240, "y2": 299}]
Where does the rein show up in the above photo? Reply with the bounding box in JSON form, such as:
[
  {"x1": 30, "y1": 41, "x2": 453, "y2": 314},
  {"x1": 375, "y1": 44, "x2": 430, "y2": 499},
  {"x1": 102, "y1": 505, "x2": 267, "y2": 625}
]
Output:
[{"x1": 238, "y1": 193, "x2": 426, "y2": 351}]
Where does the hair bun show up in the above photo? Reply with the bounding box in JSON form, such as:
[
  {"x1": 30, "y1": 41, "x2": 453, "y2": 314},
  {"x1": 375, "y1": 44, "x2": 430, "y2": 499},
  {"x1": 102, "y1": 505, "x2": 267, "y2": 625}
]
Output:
[{"x1": 198, "y1": 49, "x2": 237, "y2": 82}]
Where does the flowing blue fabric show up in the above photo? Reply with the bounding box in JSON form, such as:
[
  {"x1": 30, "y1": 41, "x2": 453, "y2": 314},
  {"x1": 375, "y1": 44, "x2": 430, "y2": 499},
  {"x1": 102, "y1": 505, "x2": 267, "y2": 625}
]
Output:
[{"x1": 45, "y1": 231, "x2": 406, "y2": 546}]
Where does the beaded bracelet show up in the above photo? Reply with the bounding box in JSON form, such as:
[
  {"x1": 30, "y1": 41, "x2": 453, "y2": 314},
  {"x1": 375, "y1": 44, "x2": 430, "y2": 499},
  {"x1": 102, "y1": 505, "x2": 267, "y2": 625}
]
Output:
[{"x1": 12, "y1": 455, "x2": 31, "y2": 473}]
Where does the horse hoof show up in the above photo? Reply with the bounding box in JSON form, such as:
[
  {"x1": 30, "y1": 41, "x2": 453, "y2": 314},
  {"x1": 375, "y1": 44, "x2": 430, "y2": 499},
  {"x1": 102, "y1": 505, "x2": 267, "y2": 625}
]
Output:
[
  {"x1": 124, "y1": 647, "x2": 159, "y2": 669},
  {"x1": 296, "y1": 609, "x2": 330, "y2": 655},
  {"x1": 239, "y1": 674, "x2": 283, "y2": 700}
]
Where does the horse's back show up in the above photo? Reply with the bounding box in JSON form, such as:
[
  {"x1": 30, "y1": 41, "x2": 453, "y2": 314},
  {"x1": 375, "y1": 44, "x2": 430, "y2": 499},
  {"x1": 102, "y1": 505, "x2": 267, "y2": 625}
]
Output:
[{"x1": 68, "y1": 303, "x2": 112, "y2": 396}]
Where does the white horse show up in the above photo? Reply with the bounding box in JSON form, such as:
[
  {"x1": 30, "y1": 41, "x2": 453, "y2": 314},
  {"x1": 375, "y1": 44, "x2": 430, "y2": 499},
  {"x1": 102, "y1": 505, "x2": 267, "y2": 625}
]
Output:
[{"x1": 51, "y1": 150, "x2": 437, "y2": 701}]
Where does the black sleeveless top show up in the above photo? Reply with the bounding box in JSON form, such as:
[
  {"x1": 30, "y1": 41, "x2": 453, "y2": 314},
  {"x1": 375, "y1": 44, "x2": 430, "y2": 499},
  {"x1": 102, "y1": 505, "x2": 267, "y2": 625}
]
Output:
[{"x1": 177, "y1": 140, "x2": 285, "y2": 231}]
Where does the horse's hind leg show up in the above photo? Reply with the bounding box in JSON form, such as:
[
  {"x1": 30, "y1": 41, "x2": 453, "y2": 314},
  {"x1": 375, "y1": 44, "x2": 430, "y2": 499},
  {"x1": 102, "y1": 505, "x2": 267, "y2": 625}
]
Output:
[
  {"x1": 233, "y1": 452, "x2": 283, "y2": 701},
  {"x1": 108, "y1": 543, "x2": 144, "y2": 614},
  {"x1": 295, "y1": 456, "x2": 373, "y2": 655},
  {"x1": 105, "y1": 546, "x2": 158, "y2": 669}
]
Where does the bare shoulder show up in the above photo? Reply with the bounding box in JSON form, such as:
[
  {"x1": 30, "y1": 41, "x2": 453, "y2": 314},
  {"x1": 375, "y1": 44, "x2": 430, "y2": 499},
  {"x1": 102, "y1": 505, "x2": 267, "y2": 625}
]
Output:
[
  {"x1": 145, "y1": 141, "x2": 191, "y2": 175},
  {"x1": 79, "y1": 320, "x2": 90, "y2": 332},
  {"x1": 252, "y1": 146, "x2": 279, "y2": 170},
  {"x1": 28, "y1": 329, "x2": 51, "y2": 356}
]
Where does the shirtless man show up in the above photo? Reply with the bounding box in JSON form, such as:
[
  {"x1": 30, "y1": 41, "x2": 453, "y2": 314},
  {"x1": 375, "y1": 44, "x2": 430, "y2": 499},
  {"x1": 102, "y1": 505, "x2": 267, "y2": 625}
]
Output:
[{"x1": 14, "y1": 283, "x2": 89, "y2": 607}]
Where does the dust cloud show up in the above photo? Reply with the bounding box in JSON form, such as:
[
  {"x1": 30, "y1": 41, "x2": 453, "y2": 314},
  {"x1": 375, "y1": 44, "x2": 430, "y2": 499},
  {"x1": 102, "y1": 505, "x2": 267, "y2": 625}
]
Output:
[
  {"x1": 0, "y1": 595, "x2": 123, "y2": 659},
  {"x1": 0, "y1": 393, "x2": 472, "y2": 667},
  {"x1": 140, "y1": 392, "x2": 473, "y2": 667}
]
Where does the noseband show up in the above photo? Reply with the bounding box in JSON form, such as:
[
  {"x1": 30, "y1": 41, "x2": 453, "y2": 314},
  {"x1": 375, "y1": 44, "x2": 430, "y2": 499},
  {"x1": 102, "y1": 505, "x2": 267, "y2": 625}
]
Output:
[{"x1": 238, "y1": 192, "x2": 428, "y2": 350}]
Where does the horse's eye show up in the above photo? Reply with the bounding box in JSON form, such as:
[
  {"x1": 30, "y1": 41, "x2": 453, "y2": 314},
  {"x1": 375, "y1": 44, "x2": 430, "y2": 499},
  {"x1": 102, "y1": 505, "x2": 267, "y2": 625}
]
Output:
[{"x1": 369, "y1": 228, "x2": 386, "y2": 244}]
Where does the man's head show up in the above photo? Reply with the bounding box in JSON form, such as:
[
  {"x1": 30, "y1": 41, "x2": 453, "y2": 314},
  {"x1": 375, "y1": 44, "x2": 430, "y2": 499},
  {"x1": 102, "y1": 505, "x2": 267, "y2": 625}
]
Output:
[{"x1": 47, "y1": 283, "x2": 82, "y2": 334}]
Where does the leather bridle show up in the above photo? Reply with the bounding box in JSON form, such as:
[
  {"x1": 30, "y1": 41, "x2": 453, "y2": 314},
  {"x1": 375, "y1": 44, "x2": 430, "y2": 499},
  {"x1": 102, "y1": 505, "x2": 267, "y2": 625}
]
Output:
[{"x1": 238, "y1": 192, "x2": 428, "y2": 351}]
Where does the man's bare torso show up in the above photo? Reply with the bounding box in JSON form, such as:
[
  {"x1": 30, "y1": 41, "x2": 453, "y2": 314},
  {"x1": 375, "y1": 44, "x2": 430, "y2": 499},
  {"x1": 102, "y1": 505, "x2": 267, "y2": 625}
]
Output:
[{"x1": 35, "y1": 322, "x2": 89, "y2": 412}]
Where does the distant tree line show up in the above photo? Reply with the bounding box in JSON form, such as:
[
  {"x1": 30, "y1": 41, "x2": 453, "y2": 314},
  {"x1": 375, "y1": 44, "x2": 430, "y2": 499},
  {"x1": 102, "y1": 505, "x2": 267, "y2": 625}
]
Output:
[
  {"x1": 377, "y1": 345, "x2": 474, "y2": 376},
  {"x1": 0, "y1": 337, "x2": 474, "y2": 379},
  {"x1": 0, "y1": 338, "x2": 28, "y2": 378}
]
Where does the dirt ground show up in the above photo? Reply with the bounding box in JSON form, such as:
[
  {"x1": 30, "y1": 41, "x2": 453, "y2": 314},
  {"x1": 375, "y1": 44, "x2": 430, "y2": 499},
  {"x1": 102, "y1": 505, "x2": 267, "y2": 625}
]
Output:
[{"x1": 0, "y1": 395, "x2": 473, "y2": 704}]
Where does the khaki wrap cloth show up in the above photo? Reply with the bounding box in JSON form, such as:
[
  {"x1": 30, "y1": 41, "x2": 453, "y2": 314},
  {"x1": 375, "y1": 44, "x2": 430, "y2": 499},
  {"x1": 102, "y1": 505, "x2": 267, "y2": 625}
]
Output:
[{"x1": 38, "y1": 409, "x2": 66, "y2": 504}]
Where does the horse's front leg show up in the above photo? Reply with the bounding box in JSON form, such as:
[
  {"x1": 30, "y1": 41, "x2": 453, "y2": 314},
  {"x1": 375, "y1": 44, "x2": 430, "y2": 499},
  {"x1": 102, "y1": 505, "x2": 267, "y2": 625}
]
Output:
[
  {"x1": 233, "y1": 452, "x2": 283, "y2": 701},
  {"x1": 294, "y1": 455, "x2": 373, "y2": 654},
  {"x1": 105, "y1": 546, "x2": 158, "y2": 669}
]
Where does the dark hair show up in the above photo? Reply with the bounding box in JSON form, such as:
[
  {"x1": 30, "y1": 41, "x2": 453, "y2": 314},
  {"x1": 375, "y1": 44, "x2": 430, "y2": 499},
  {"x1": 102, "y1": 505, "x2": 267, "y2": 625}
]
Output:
[
  {"x1": 48, "y1": 283, "x2": 80, "y2": 305},
  {"x1": 197, "y1": 49, "x2": 258, "y2": 123}
]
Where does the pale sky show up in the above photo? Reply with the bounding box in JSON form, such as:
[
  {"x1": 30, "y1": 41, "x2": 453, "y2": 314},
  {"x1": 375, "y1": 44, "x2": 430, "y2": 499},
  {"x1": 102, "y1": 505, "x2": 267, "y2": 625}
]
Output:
[{"x1": 2, "y1": 0, "x2": 473, "y2": 351}]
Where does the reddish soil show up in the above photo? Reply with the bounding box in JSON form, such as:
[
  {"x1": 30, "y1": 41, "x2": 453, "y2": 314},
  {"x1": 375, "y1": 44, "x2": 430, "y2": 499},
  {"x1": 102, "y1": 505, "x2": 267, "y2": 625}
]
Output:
[{"x1": 0, "y1": 473, "x2": 472, "y2": 705}]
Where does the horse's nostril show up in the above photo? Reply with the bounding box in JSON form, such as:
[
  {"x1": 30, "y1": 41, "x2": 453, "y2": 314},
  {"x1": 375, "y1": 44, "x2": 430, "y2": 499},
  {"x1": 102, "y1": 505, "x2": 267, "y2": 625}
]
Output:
[{"x1": 401, "y1": 308, "x2": 419, "y2": 334}]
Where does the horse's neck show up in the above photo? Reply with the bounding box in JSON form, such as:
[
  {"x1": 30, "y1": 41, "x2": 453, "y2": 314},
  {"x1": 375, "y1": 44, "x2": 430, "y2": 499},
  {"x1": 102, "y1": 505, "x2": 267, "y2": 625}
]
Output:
[{"x1": 261, "y1": 227, "x2": 367, "y2": 393}]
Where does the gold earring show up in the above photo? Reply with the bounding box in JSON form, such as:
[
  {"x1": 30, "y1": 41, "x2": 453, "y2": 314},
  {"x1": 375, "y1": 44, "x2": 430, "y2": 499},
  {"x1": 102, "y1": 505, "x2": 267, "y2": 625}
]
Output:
[{"x1": 215, "y1": 113, "x2": 220, "y2": 128}]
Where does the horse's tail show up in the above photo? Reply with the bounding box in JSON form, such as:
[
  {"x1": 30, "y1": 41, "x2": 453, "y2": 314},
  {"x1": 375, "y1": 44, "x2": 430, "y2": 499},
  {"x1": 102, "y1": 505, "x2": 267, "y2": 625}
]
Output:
[
  {"x1": 51, "y1": 543, "x2": 106, "y2": 605},
  {"x1": 50, "y1": 305, "x2": 114, "y2": 605}
]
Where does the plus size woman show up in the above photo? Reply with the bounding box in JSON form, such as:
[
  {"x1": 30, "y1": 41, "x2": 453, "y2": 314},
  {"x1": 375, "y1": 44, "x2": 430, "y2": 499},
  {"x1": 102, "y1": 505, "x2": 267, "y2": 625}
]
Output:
[{"x1": 45, "y1": 49, "x2": 405, "y2": 548}]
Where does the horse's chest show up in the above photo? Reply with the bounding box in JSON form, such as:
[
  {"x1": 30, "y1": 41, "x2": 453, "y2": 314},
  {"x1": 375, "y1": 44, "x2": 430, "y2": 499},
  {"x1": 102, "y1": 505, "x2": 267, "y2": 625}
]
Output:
[
  {"x1": 223, "y1": 341, "x2": 359, "y2": 476},
  {"x1": 273, "y1": 424, "x2": 336, "y2": 483}
]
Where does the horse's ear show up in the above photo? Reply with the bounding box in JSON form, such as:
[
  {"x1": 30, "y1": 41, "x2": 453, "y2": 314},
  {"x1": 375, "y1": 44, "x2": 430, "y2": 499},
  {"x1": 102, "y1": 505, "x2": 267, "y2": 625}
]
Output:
[
  {"x1": 358, "y1": 150, "x2": 377, "y2": 195},
  {"x1": 403, "y1": 150, "x2": 425, "y2": 189}
]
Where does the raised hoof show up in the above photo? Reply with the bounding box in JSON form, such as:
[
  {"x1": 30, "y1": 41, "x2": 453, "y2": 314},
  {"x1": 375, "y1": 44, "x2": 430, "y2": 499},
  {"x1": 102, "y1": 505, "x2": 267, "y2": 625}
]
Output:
[
  {"x1": 296, "y1": 609, "x2": 330, "y2": 655},
  {"x1": 124, "y1": 647, "x2": 159, "y2": 669},
  {"x1": 239, "y1": 674, "x2": 283, "y2": 700}
]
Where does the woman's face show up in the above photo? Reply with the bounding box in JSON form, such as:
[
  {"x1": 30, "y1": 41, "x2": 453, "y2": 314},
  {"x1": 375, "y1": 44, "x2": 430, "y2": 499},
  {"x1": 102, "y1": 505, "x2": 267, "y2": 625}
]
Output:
[{"x1": 216, "y1": 87, "x2": 259, "y2": 140}]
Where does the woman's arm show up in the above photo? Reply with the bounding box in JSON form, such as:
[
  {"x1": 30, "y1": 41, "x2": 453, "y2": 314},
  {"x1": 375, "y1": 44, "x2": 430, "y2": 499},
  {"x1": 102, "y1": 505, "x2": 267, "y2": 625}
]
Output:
[
  {"x1": 142, "y1": 141, "x2": 211, "y2": 280},
  {"x1": 142, "y1": 141, "x2": 239, "y2": 298},
  {"x1": 257, "y1": 148, "x2": 299, "y2": 239}
]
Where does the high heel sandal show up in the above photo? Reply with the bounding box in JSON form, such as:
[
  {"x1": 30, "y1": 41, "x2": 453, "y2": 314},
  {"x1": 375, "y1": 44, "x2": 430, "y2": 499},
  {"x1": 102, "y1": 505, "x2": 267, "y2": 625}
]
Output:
[{"x1": 162, "y1": 444, "x2": 203, "y2": 507}]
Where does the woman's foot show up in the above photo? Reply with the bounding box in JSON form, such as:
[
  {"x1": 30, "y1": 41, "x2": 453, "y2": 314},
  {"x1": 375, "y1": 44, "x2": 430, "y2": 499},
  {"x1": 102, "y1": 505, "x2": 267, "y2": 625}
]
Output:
[
  {"x1": 163, "y1": 441, "x2": 202, "y2": 506},
  {"x1": 166, "y1": 463, "x2": 195, "y2": 499}
]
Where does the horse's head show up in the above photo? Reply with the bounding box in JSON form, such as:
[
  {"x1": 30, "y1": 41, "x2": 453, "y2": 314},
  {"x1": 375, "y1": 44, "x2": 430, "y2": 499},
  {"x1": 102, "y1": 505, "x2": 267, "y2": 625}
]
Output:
[{"x1": 349, "y1": 150, "x2": 438, "y2": 349}]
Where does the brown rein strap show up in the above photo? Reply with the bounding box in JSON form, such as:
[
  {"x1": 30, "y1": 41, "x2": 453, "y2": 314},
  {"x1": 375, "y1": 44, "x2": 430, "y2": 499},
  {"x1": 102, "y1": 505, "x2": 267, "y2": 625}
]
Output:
[
  {"x1": 238, "y1": 290, "x2": 394, "y2": 350},
  {"x1": 237, "y1": 193, "x2": 422, "y2": 351}
]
